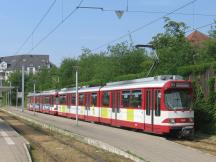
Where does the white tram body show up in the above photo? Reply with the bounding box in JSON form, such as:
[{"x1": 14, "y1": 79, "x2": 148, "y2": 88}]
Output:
[{"x1": 27, "y1": 75, "x2": 194, "y2": 136}]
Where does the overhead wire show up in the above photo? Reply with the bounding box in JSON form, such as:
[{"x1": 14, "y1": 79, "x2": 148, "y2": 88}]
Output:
[
  {"x1": 15, "y1": 0, "x2": 57, "y2": 54},
  {"x1": 27, "y1": 0, "x2": 85, "y2": 53},
  {"x1": 91, "y1": 0, "x2": 198, "y2": 52},
  {"x1": 186, "y1": 21, "x2": 216, "y2": 33}
]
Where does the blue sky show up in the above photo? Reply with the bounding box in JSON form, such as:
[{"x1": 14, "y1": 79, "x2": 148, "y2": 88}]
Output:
[{"x1": 0, "y1": 0, "x2": 215, "y2": 66}]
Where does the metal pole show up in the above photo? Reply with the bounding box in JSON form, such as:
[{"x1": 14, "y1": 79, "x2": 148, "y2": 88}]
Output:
[
  {"x1": 75, "y1": 69, "x2": 78, "y2": 126},
  {"x1": 0, "y1": 80, "x2": 2, "y2": 107},
  {"x1": 16, "y1": 88, "x2": 18, "y2": 108},
  {"x1": 22, "y1": 66, "x2": 24, "y2": 112},
  {"x1": 34, "y1": 82, "x2": 36, "y2": 116},
  {"x1": 7, "y1": 91, "x2": 9, "y2": 107},
  {"x1": 9, "y1": 82, "x2": 11, "y2": 106},
  {"x1": 5, "y1": 91, "x2": 7, "y2": 106}
]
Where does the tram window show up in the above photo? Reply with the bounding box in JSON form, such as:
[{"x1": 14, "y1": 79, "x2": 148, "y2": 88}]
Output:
[
  {"x1": 122, "y1": 90, "x2": 130, "y2": 107},
  {"x1": 131, "y1": 90, "x2": 142, "y2": 108},
  {"x1": 45, "y1": 96, "x2": 50, "y2": 104},
  {"x1": 79, "y1": 94, "x2": 84, "y2": 106},
  {"x1": 155, "y1": 90, "x2": 161, "y2": 116},
  {"x1": 27, "y1": 98, "x2": 30, "y2": 104},
  {"x1": 50, "y1": 96, "x2": 54, "y2": 106},
  {"x1": 102, "y1": 91, "x2": 110, "y2": 107},
  {"x1": 67, "y1": 95, "x2": 70, "y2": 105},
  {"x1": 55, "y1": 96, "x2": 59, "y2": 105},
  {"x1": 146, "y1": 90, "x2": 150, "y2": 115},
  {"x1": 71, "y1": 94, "x2": 76, "y2": 105},
  {"x1": 91, "y1": 93, "x2": 97, "y2": 106},
  {"x1": 59, "y1": 95, "x2": 66, "y2": 104}
]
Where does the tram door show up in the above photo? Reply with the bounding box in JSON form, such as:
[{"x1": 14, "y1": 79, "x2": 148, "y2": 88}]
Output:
[
  {"x1": 85, "y1": 93, "x2": 91, "y2": 120},
  {"x1": 111, "y1": 91, "x2": 120, "y2": 126},
  {"x1": 145, "y1": 89, "x2": 155, "y2": 132}
]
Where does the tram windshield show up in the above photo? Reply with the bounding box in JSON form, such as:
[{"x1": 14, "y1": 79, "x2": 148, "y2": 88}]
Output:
[{"x1": 165, "y1": 89, "x2": 192, "y2": 110}]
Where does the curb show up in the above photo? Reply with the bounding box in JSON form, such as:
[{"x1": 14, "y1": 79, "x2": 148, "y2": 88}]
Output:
[
  {"x1": 1, "y1": 108, "x2": 145, "y2": 162},
  {"x1": 23, "y1": 143, "x2": 32, "y2": 162}
]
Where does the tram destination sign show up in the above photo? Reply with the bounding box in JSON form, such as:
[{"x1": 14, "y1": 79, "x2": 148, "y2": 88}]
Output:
[{"x1": 175, "y1": 82, "x2": 191, "y2": 88}]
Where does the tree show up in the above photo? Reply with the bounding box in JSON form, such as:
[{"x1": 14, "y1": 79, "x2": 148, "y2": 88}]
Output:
[
  {"x1": 151, "y1": 17, "x2": 194, "y2": 74},
  {"x1": 59, "y1": 58, "x2": 78, "y2": 87}
]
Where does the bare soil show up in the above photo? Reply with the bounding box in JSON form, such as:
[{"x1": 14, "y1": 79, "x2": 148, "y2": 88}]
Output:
[
  {"x1": 172, "y1": 134, "x2": 216, "y2": 156},
  {"x1": 0, "y1": 111, "x2": 133, "y2": 162}
]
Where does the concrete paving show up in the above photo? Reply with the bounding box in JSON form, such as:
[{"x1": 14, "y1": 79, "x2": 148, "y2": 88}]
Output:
[
  {"x1": 4, "y1": 107, "x2": 216, "y2": 162},
  {"x1": 0, "y1": 116, "x2": 30, "y2": 162}
]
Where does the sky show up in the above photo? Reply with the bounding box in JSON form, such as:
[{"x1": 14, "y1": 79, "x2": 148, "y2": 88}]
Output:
[{"x1": 0, "y1": 0, "x2": 215, "y2": 66}]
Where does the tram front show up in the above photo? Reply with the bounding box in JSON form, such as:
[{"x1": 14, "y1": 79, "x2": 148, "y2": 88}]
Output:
[{"x1": 162, "y1": 80, "x2": 194, "y2": 137}]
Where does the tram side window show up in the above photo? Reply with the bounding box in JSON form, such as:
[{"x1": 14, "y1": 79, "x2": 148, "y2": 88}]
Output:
[
  {"x1": 146, "y1": 90, "x2": 150, "y2": 115},
  {"x1": 79, "y1": 94, "x2": 84, "y2": 106},
  {"x1": 122, "y1": 90, "x2": 130, "y2": 107},
  {"x1": 50, "y1": 96, "x2": 54, "y2": 106},
  {"x1": 102, "y1": 91, "x2": 110, "y2": 107},
  {"x1": 67, "y1": 95, "x2": 70, "y2": 105},
  {"x1": 55, "y1": 96, "x2": 59, "y2": 105},
  {"x1": 131, "y1": 90, "x2": 142, "y2": 108},
  {"x1": 155, "y1": 90, "x2": 161, "y2": 116},
  {"x1": 59, "y1": 95, "x2": 66, "y2": 105},
  {"x1": 45, "y1": 96, "x2": 50, "y2": 104},
  {"x1": 71, "y1": 94, "x2": 76, "y2": 105},
  {"x1": 91, "y1": 93, "x2": 97, "y2": 106}
]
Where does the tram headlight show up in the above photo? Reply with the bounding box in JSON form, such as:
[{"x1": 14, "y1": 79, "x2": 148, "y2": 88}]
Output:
[{"x1": 169, "y1": 118, "x2": 175, "y2": 124}]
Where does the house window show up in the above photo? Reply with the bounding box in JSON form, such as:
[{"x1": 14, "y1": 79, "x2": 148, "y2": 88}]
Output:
[{"x1": 29, "y1": 67, "x2": 34, "y2": 74}]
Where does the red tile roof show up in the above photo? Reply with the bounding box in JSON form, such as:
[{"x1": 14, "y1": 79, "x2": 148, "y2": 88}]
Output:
[{"x1": 186, "y1": 30, "x2": 209, "y2": 45}]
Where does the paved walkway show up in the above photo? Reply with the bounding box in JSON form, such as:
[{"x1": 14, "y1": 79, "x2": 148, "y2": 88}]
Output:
[
  {"x1": 3, "y1": 107, "x2": 216, "y2": 162},
  {"x1": 0, "y1": 116, "x2": 30, "y2": 162}
]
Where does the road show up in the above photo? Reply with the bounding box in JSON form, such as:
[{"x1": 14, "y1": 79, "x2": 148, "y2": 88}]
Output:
[
  {"x1": 0, "y1": 117, "x2": 30, "y2": 162},
  {"x1": 3, "y1": 107, "x2": 216, "y2": 162}
]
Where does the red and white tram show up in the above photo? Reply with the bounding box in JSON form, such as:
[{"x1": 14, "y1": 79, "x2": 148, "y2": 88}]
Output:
[{"x1": 27, "y1": 75, "x2": 194, "y2": 137}]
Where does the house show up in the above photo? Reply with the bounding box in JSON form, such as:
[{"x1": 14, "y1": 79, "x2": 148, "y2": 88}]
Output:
[
  {"x1": 0, "y1": 54, "x2": 51, "y2": 80},
  {"x1": 186, "y1": 30, "x2": 209, "y2": 45}
]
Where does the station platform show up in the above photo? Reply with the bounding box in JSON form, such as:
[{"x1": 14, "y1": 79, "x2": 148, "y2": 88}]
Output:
[{"x1": 0, "y1": 118, "x2": 30, "y2": 162}]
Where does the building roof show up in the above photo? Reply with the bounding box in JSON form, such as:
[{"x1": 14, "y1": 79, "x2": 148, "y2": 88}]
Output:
[
  {"x1": 0, "y1": 54, "x2": 50, "y2": 71},
  {"x1": 186, "y1": 30, "x2": 209, "y2": 45}
]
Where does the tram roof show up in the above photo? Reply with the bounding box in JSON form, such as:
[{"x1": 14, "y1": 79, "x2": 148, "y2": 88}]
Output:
[
  {"x1": 27, "y1": 90, "x2": 57, "y2": 97},
  {"x1": 58, "y1": 86, "x2": 101, "y2": 94},
  {"x1": 101, "y1": 80, "x2": 167, "y2": 91},
  {"x1": 101, "y1": 75, "x2": 184, "y2": 91},
  {"x1": 27, "y1": 75, "x2": 185, "y2": 96}
]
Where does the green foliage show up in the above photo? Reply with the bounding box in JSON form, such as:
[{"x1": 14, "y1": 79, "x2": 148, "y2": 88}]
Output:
[
  {"x1": 208, "y1": 20, "x2": 216, "y2": 39},
  {"x1": 177, "y1": 62, "x2": 216, "y2": 76},
  {"x1": 152, "y1": 18, "x2": 194, "y2": 75},
  {"x1": 59, "y1": 58, "x2": 78, "y2": 87},
  {"x1": 192, "y1": 82, "x2": 216, "y2": 133},
  {"x1": 208, "y1": 77, "x2": 216, "y2": 105}
]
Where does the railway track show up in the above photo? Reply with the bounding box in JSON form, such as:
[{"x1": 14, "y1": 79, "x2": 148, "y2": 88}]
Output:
[{"x1": 0, "y1": 110, "x2": 132, "y2": 162}]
